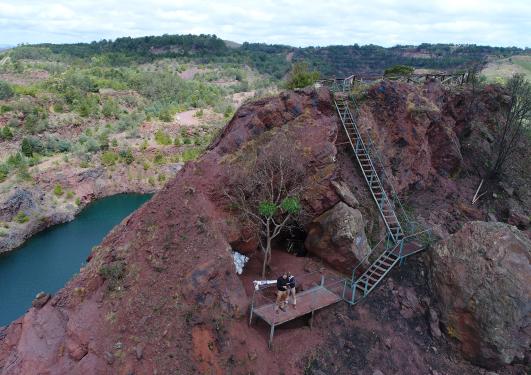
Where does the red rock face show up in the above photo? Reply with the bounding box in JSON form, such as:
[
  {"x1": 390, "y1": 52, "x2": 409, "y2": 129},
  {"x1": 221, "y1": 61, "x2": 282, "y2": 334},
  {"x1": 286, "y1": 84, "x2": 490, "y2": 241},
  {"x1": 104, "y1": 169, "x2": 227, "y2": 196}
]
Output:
[
  {"x1": 0, "y1": 88, "x2": 344, "y2": 375},
  {"x1": 0, "y1": 83, "x2": 526, "y2": 375},
  {"x1": 356, "y1": 80, "x2": 465, "y2": 193}
]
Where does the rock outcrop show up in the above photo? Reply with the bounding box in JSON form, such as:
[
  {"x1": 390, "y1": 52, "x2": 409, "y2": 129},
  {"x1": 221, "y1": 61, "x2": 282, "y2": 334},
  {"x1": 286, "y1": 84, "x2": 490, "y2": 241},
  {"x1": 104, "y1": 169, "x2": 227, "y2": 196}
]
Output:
[
  {"x1": 0, "y1": 87, "x2": 343, "y2": 375},
  {"x1": 305, "y1": 202, "x2": 370, "y2": 273},
  {"x1": 429, "y1": 221, "x2": 531, "y2": 368}
]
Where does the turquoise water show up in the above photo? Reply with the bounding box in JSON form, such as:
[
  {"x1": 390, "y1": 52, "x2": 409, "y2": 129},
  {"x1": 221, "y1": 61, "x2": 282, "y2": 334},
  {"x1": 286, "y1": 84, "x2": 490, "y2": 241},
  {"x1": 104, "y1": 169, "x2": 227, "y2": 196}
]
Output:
[{"x1": 0, "y1": 193, "x2": 152, "y2": 327}]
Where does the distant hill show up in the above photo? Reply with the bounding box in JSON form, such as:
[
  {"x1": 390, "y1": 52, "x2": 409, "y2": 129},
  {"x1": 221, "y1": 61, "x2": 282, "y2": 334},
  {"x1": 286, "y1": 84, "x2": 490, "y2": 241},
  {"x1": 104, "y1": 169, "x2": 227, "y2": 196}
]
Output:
[
  {"x1": 0, "y1": 45, "x2": 12, "y2": 51},
  {"x1": 481, "y1": 55, "x2": 531, "y2": 82},
  {"x1": 6, "y1": 33, "x2": 530, "y2": 79}
]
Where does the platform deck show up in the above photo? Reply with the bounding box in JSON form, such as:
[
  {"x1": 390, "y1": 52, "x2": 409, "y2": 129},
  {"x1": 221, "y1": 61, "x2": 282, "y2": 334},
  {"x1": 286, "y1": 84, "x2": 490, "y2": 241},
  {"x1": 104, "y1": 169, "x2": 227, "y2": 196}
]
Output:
[{"x1": 253, "y1": 286, "x2": 341, "y2": 327}]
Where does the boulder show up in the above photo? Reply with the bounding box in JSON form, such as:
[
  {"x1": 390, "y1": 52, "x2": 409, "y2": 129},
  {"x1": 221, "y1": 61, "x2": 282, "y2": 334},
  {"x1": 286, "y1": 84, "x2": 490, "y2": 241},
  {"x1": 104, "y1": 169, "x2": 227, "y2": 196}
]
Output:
[
  {"x1": 429, "y1": 221, "x2": 531, "y2": 367},
  {"x1": 31, "y1": 292, "x2": 51, "y2": 308},
  {"x1": 305, "y1": 202, "x2": 370, "y2": 273},
  {"x1": 331, "y1": 180, "x2": 359, "y2": 208}
]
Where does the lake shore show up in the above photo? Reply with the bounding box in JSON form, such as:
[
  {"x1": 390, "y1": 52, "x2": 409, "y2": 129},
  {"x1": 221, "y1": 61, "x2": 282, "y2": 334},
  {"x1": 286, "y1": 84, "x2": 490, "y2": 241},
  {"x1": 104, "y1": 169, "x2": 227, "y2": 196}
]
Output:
[{"x1": 0, "y1": 161, "x2": 181, "y2": 254}]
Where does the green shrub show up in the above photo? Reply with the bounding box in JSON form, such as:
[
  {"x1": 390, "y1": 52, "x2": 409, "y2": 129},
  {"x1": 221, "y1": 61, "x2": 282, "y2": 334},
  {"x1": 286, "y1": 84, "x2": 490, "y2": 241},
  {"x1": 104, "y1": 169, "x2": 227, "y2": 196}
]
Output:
[
  {"x1": 119, "y1": 149, "x2": 134, "y2": 164},
  {"x1": 0, "y1": 164, "x2": 9, "y2": 182},
  {"x1": 285, "y1": 62, "x2": 319, "y2": 89},
  {"x1": 0, "y1": 81, "x2": 14, "y2": 100},
  {"x1": 99, "y1": 261, "x2": 125, "y2": 291},
  {"x1": 7, "y1": 118, "x2": 18, "y2": 128},
  {"x1": 76, "y1": 94, "x2": 99, "y2": 117},
  {"x1": 14, "y1": 211, "x2": 29, "y2": 224},
  {"x1": 153, "y1": 152, "x2": 165, "y2": 165},
  {"x1": 148, "y1": 176, "x2": 155, "y2": 186},
  {"x1": 66, "y1": 191, "x2": 74, "y2": 199},
  {"x1": 181, "y1": 147, "x2": 202, "y2": 161},
  {"x1": 116, "y1": 111, "x2": 145, "y2": 132},
  {"x1": 0, "y1": 105, "x2": 13, "y2": 114},
  {"x1": 75, "y1": 197, "x2": 81, "y2": 206},
  {"x1": 154, "y1": 130, "x2": 172, "y2": 145},
  {"x1": 21, "y1": 137, "x2": 34, "y2": 157},
  {"x1": 23, "y1": 113, "x2": 48, "y2": 134},
  {"x1": 101, "y1": 151, "x2": 118, "y2": 166},
  {"x1": 54, "y1": 184, "x2": 64, "y2": 196},
  {"x1": 102, "y1": 98, "x2": 120, "y2": 118},
  {"x1": 224, "y1": 105, "x2": 234, "y2": 119},
  {"x1": 0, "y1": 126, "x2": 13, "y2": 140},
  {"x1": 173, "y1": 137, "x2": 182, "y2": 146},
  {"x1": 384, "y1": 65, "x2": 414, "y2": 77}
]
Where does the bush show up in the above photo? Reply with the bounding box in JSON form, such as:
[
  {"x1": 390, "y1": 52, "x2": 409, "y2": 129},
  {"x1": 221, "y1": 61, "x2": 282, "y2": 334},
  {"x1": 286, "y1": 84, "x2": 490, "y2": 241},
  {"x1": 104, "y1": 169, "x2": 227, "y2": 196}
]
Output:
[
  {"x1": 285, "y1": 62, "x2": 319, "y2": 89},
  {"x1": 119, "y1": 149, "x2": 134, "y2": 164},
  {"x1": 21, "y1": 137, "x2": 35, "y2": 156},
  {"x1": 14, "y1": 211, "x2": 29, "y2": 224},
  {"x1": 101, "y1": 151, "x2": 118, "y2": 166},
  {"x1": 0, "y1": 126, "x2": 13, "y2": 140},
  {"x1": 116, "y1": 111, "x2": 145, "y2": 132},
  {"x1": 154, "y1": 130, "x2": 172, "y2": 145},
  {"x1": 76, "y1": 94, "x2": 99, "y2": 117},
  {"x1": 102, "y1": 98, "x2": 120, "y2": 118},
  {"x1": 54, "y1": 184, "x2": 64, "y2": 196},
  {"x1": 384, "y1": 65, "x2": 414, "y2": 77},
  {"x1": 23, "y1": 113, "x2": 48, "y2": 134},
  {"x1": 0, "y1": 164, "x2": 9, "y2": 182},
  {"x1": 7, "y1": 118, "x2": 19, "y2": 128},
  {"x1": 0, "y1": 81, "x2": 14, "y2": 100},
  {"x1": 153, "y1": 152, "x2": 165, "y2": 164},
  {"x1": 99, "y1": 261, "x2": 125, "y2": 291}
]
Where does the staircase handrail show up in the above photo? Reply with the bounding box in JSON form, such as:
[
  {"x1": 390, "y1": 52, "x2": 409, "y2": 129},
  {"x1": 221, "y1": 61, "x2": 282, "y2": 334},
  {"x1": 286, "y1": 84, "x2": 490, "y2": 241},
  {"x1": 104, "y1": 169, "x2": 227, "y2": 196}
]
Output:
[{"x1": 351, "y1": 237, "x2": 385, "y2": 282}]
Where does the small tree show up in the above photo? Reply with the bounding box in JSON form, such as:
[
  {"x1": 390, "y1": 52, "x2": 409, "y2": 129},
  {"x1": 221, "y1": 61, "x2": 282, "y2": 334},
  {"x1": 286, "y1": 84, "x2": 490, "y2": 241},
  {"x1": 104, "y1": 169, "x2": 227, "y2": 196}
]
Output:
[
  {"x1": 488, "y1": 74, "x2": 531, "y2": 179},
  {"x1": 0, "y1": 80, "x2": 13, "y2": 100},
  {"x1": 285, "y1": 62, "x2": 320, "y2": 90},
  {"x1": 226, "y1": 138, "x2": 306, "y2": 277},
  {"x1": 384, "y1": 65, "x2": 414, "y2": 77}
]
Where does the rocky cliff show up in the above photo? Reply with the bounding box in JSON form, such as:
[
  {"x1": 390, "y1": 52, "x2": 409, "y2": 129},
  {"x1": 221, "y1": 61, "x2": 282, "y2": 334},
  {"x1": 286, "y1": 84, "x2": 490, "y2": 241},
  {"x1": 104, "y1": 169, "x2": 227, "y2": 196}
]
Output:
[{"x1": 0, "y1": 82, "x2": 529, "y2": 375}]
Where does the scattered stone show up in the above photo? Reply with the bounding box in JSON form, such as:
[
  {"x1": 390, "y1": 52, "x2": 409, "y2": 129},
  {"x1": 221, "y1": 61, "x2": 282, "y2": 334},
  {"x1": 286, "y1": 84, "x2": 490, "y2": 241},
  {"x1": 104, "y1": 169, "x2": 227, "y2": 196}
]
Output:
[
  {"x1": 135, "y1": 344, "x2": 144, "y2": 360},
  {"x1": 247, "y1": 351, "x2": 257, "y2": 361},
  {"x1": 487, "y1": 213, "x2": 497, "y2": 222},
  {"x1": 112, "y1": 342, "x2": 123, "y2": 350},
  {"x1": 104, "y1": 351, "x2": 114, "y2": 365},
  {"x1": 429, "y1": 308, "x2": 441, "y2": 338},
  {"x1": 331, "y1": 180, "x2": 359, "y2": 208},
  {"x1": 372, "y1": 370, "x2": 385, "y2": 375},
  {"x1": 32, "y1": 292, "x2": 51, "y2": 308}
]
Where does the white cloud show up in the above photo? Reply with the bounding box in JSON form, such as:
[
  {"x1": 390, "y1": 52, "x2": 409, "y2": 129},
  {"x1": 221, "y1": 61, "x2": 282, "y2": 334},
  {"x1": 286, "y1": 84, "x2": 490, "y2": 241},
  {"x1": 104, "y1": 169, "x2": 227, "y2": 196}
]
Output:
[{"x1": 0, "y1": 0, "x2": 529, "y2": 47}]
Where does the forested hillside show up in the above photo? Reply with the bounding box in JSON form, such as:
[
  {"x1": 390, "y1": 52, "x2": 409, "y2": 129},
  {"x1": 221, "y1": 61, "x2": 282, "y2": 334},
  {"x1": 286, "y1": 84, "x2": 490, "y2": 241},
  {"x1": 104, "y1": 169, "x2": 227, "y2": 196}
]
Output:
[{"x1": 8, "y1": 34, "x2": 529, "y2": 79}]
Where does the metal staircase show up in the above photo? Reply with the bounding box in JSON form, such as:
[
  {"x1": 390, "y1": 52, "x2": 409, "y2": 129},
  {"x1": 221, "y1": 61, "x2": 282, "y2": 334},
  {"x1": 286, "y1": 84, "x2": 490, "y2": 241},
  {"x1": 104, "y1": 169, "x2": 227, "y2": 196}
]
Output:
[
  {"x1": 348, "y1": 243, "x2": 400, "y2": 304},
  {"x1": 334, "y1": 95, "x2": 404, "y2": 243},
  {"x1": 319, "y1": 77, "x2": 432, "y2": 306}
]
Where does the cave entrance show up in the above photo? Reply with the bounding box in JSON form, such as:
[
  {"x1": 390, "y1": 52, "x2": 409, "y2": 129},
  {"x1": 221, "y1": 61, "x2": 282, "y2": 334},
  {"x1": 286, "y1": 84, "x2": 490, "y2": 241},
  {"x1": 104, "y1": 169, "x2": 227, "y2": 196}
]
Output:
[{"x1": 274, "y1": 226, "x2": 307, "y2": 257}]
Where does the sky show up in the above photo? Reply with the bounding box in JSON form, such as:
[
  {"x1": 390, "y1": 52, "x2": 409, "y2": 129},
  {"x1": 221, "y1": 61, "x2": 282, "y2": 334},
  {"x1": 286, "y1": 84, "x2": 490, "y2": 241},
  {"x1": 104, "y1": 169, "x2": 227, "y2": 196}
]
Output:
[{"x1": 0, "y1": 0, "x2": 530, "y2": 48}]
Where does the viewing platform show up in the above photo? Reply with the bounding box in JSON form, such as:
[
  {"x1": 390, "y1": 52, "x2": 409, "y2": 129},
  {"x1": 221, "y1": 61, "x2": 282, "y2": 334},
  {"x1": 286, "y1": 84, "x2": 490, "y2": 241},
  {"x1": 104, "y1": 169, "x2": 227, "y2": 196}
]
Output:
[{"x1": 249, "y1": 273, "x2": 344, "y2": 348}]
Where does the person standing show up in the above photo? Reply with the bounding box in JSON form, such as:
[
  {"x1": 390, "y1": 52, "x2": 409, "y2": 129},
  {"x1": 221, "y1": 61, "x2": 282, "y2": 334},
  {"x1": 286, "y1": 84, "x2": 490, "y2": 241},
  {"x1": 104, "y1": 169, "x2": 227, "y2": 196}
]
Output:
[
  {"x1": 287, "y1": 272, "x2": 296, "y2": 309},
  {"x1": 275, "y1": 272, "x2": 289, "y2": 313}
]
